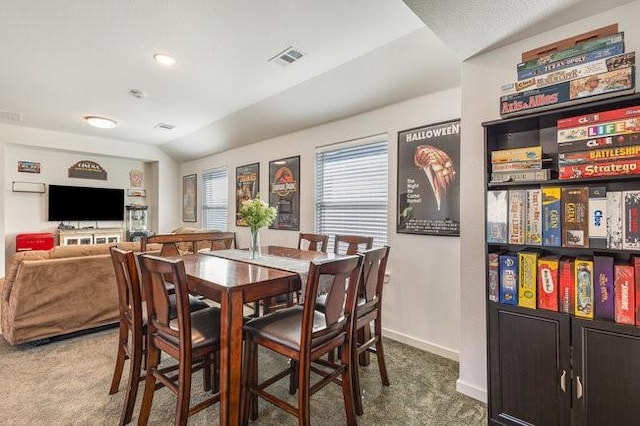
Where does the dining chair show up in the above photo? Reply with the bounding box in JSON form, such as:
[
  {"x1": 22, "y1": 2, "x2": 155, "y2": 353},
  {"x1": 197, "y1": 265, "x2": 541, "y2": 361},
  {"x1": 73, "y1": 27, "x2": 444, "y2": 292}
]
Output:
[
  {"x1": 141, "y1": 231, "x2": 237, "y2": 255},
  {"x1": 333, "y1": 234, "x2": 373, "y2": 255},
  {"x1": 137, "y1": 254, "x2": 221, "y2": 425},
  {"x1": 351, "y1": 246, "x2": 391, "y2": 415},
  {"x1": 297, "y1": 233, "x2": 329, "y2": 252},
  {"x1": 108, "y1": 248, "x2": 212, "y2": 425},
  {"x1": 241, "y1": 254, "x2": 364, "y2": 426}
]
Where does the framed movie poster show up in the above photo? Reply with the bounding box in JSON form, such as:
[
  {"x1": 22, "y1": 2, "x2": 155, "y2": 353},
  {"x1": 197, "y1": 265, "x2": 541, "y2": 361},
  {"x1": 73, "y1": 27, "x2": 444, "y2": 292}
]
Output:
[
  {"x1": 236, "y1": 163, "x2": 260, "y2": 226},
  {"x1": 269, "y1": 156, "x2": 300, "y2": 230},
  {"x1": 397, "y1": 119, "x2": 460, "y2": 236},
  {"x1": 182, "y1": 174, "x2": 197, "y2": 223}
]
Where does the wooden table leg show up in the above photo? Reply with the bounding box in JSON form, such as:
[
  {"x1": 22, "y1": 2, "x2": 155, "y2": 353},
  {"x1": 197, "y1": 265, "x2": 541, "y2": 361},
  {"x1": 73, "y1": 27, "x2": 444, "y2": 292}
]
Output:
[{"x1": 219, "y1": 290, "x2": 245, "y2": 425}]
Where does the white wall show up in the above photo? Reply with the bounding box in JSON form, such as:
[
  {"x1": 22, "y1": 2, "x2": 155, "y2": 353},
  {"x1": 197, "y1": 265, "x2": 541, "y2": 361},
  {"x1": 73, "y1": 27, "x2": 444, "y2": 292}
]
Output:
[
  {"x1": 0, "y1": 123, "x2": 181, "y2": 272},
  {"x1": 458, "y1": 1, "x2": 640, "y2": 402},
  {"x1": 181, "y1": 87, "x2": 463, "y2": 360}
]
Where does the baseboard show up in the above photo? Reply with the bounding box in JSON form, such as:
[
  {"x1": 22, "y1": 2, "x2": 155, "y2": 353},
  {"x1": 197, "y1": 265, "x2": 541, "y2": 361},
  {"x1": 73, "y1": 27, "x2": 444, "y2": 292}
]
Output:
[
  {"x1": 456, "y1": 378, "x2": 487, "y2": 403},
  {"x1": 382, "y1": 328, "x2": 459, "y2": 362}
]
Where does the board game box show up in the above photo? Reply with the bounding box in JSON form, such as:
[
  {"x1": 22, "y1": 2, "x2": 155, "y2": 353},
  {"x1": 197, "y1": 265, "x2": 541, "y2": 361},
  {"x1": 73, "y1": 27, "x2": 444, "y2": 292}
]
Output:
[
  {"x1": 588, "y1": 186, "x2": 607, "y2": 249},
  {"x1": 499, "y1": 253, "x2": 518, "y2": 305},
  {"x1": 526, "y1": 189, "x2": 542, "y2": 245},
  {"x1": 487, "y1": 190, "x2": 508, "y2": 243},
  {"x1": 559, "y1": 257, "x2": 575, "y2": 314},
  {"x1": 488, "y1": 252, "x2": 500, "y2": 302},
  {"x1": 562, "y1": 187, "x2": 589, "y2": 248},
  {"x1": 607, "y1": 191, "x2": 623, "y2": 249},
  {"x1": 614, "y1": 263, "x2": 635, "y2": 325},
  {"x1": 593, "y1": 255, "x2": 614, "y2": 320},
  {"x1": 623, "y1": 190, "x2": 640, "y2": 250},
  {"x1": 542, "y1": 187, "x2": 561, "y2": 247},
  {"x1": 575, "y1": 258, "x2": 594, "y2": 319},
  {"x1": 518, "y1": 251, "x2": 539, "y2": 309},
  {"x1": 538, "y1": 255, "x2": 560, "y2": 311},
  {"x1": 508, "y1": 190, "x2": 526, "y2": 245}
]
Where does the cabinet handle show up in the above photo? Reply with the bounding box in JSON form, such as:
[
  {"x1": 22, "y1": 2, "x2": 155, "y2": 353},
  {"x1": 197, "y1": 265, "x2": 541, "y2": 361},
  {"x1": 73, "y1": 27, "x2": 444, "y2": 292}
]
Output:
[
  {"x1": 560, "y1": 370, "x2": 566, "y2": 393},
  {"x1": 576, "y1": 375, "x2": 583, "y2": 400}
]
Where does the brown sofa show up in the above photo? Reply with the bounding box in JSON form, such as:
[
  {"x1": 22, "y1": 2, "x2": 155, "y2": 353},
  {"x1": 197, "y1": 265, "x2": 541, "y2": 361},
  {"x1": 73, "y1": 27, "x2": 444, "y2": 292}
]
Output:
[{"x1": 0, "y1": 242, "x2": 156, "y2": 345}]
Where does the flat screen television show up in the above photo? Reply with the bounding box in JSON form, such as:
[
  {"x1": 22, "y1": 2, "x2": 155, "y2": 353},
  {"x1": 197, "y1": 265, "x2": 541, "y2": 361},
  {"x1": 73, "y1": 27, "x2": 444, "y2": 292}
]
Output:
[{"x1": 48, "y1": 185, "x2": 125, "y2": 221}]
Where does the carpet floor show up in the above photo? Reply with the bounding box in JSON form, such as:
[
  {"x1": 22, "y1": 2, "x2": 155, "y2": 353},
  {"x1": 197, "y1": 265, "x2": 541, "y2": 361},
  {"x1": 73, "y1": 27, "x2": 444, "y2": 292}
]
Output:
[{"x1": 0, "y1": 327, "x2": 486, "y2": 425}]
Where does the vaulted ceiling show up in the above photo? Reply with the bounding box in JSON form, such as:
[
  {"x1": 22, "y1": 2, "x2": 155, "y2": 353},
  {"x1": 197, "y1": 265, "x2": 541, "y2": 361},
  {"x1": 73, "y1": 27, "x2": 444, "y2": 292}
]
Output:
[{"x1": 0, "y1": 1, "x2": 634, "y2": 161}]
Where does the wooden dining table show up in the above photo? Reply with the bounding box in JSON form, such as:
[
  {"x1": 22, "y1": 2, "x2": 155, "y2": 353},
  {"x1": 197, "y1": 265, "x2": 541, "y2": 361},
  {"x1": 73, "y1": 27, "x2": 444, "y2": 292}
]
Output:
[{"x1": 180, "y1": 246, "x2": 335, "y2": 425}]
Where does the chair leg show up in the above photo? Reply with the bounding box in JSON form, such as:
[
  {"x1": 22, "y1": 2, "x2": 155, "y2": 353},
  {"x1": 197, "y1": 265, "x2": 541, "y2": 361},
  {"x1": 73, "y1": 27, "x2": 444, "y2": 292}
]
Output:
[
  {"x1": 288, "y1": 359, "x2": 298, "y2": 395},
  {"x1": 374, "y1": 317, "x2": 390, "y2": 386},
  {"x1": 297, "y1": 356, "x2": 311, "y2": 426},
  {"x1": 109, "y1": 324, "x2": 128, "y2": 394},
  {"x1": 213, "y1": 351, "x2": 220, "y2": 393},
  {"x1": 241, "y1": 336, "x2": 253, "y2": 425},
  {"x1": 138, "y1": 345, "x2": 160, "y2": 426},
  {"x1": 340, "y1": 341, "x2": 357, "y2": 426},
  {"x1": 175, "y1": 353, "x2": 192, "y2": 426},
  {"x1": 203, "y1": 355, "x2": 212, "y2": 392},
  {"x1": 249, "y1": 340, "x2": 259, "y2": 421},
  {"x1": 120, "y1": 332, "x2": 143, "y2": 425},
  {"x1": 358, "y1": 325, "x2": 371, "y2": 366},
  {"x1": 352, "y1": 343, "x2": 364, "y2": 416}
]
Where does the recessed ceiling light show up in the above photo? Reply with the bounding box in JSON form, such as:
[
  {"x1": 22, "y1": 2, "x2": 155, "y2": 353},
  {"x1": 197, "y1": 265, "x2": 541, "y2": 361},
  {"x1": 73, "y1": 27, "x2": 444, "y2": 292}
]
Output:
[
  {"x1": 153, "y1": 53, "x2": 177, "y2": 66},
  {"x1": 84, "y1": 115, "x2": 117, "y2": 129}
]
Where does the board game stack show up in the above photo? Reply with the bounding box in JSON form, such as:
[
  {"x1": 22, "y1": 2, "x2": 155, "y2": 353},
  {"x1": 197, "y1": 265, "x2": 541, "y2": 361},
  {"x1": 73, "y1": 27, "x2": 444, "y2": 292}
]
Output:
[
  {"x1": 499, "y1": 30, "x2": 636, "y2": 118},
  {"x1": 490, "y1": 146, "x2": 550, "y2": 183}
]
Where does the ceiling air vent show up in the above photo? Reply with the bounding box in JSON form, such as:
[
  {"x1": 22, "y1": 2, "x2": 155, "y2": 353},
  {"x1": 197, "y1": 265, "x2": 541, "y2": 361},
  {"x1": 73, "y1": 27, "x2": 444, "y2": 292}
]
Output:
[
  {"x1": 154, "y1": 122, "x2": 175, "y2": 130},
  {"x1": 268, "y1": 46, "x2": 305, "y2": 66},
  {"x1": 0, "y1": 109, "x2": 22, "y2": 123}
]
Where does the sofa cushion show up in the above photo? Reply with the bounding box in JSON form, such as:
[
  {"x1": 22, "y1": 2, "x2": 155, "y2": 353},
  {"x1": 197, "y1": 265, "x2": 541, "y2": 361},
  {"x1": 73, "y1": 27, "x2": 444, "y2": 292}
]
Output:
[{"x1": 49, "y1": 245, "x2": 112, "y2": 259}]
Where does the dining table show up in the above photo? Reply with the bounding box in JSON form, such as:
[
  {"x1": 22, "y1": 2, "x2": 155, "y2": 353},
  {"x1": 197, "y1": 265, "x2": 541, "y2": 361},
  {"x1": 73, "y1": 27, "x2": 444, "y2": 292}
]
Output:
[{"x1": 180, "y1": 246, "x2": 336, "y2": 426}]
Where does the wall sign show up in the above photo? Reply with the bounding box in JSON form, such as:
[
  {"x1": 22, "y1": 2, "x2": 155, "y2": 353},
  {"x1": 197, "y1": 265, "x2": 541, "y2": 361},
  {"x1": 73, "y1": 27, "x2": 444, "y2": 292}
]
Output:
[
  {"x1": 68, "y1": 160, "x2": 107, "y2": 180},
  {"x1": 129, "y1": 169, "x2": 144, "y2": 187},
  {"x1": 236, "y1": 163, "x2": 260, "y2": 226},
  {"x1": 182, "y1": 174, "x2": 197, "y2": 223},
  {"x1": 18, "y1": 161, "x2": 41, "y2": 174},
  {"x1": 397, "y1": 119, "x2": 461, "y2": 236},
  {"x1": 269, "y1": 156, "x2": 300, "y2": 231}
]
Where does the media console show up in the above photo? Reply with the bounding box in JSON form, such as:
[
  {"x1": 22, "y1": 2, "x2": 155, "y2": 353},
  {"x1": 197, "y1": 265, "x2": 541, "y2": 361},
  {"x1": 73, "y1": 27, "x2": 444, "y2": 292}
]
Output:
[{"x1": 57, "y1": 228, "x2": 124, "y2": 246}]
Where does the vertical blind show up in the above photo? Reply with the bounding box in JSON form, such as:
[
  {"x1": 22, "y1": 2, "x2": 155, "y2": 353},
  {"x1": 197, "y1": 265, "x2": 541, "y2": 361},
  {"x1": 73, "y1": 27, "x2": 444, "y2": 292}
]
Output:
[
  {"x1": 201, "y1": 167, "x2": 228, "y2": 230},
  {"x1": 315, "y1": 139, "x2": 388, "y2": 251}
]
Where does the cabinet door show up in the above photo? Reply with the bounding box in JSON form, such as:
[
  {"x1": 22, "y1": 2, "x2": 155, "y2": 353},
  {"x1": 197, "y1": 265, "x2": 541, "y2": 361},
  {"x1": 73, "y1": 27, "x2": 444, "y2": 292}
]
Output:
[
  {"x1": 489, "y1": 304, "x2": 571, "y2": 425},
  {"x1": 572, "y1": 319, "x2": 640, "y2": 425}
]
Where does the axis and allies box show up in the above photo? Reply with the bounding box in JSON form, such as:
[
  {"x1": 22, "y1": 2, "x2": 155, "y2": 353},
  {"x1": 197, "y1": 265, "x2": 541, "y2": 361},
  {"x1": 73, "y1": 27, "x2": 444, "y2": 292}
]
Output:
[
  {"x1": 607, "y1": 191, "x2": 623, "y2": 249},
  {"x1": 575, "y1": 258, "x2": 594, "y2": 319},
  {"x1": 518, "y1": 251, "x2": 539, "y2": 309},
  {"x1": 614, "y1": 264, "x2": 635, "y2": 325},
  {"x1": 499, "y1": 253, "x2": 518, "y2": 305},
  {"x1": 559, "y1": 257, "x2": 575, "y2": 314},
  {"x1": 562, "y1": 187, "x2": 589, "y2": 248},
  {"x1": 488, "y1": 253, "x2": 500, "y2": 302},
  {"x1": 538, "y1": 255, "x2": 560, "y2": 311},
  {"x1": 623, "y1": 190, "x2": 640, "y2": 250},
  {"x1": 526, "y1": 189, "x2": 542, "y2": 245},
  {"x1": 500, "y1": 67, "x2": 635, "y2": 118},
  {"x1": 486, "y1": 190, "x2": 508, "y2": 243},
  {"x1": 508, "y1": 190, "x2": 526, "y2": 245},
  {"x1": 593, "y1": 255, "x2": 614, "y2": 320},
  {"x1": 542, "y1": 187, "x2": 561, "y2": 247},
  {"x1": 588, "y1": 186, "x2": 607, "y2": 249}
]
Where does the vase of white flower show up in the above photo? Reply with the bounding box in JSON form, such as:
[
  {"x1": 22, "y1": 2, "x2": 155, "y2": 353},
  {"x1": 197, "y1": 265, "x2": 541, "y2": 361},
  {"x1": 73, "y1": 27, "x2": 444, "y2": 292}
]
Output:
[{"x1": 238, "y1": 198, "x2": 277, "y2": 259}]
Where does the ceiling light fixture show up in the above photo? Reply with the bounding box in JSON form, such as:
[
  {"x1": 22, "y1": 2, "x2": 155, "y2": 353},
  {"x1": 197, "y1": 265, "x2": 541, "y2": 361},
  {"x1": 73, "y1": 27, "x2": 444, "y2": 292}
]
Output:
[
  {"x1": 153, "y1": 53, "x2": 177, "y2": 66},
  {"x1": 84, "y1": 115, "x2": 117, "y2": 129}
]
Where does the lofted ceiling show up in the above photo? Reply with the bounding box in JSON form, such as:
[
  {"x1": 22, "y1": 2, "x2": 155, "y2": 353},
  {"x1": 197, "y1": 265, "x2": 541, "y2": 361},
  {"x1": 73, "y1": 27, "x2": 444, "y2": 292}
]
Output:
[{"x1": 0, "y1": 1, "x2": 635, "y2": 162}]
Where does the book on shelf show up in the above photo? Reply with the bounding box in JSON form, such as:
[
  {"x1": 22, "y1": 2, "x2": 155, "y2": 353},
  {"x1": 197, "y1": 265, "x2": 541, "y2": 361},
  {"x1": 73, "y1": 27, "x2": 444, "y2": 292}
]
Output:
[
  {"x1": 487, "y1": 190, "x2": 508, "y2": 243},
  {"x1": 562, "y1": 187, "x2": 589, "y2": 248},
  {"x1": 614, "y1": 263, "x2": 635, "y2": 325},
  {"x1": 559, "y1": 257, "x2": 575, "y2": 314},
  {"x1": 593, "y1": 255, "x2": 614, "y2": 320},
  {"x1": 542, "y1": 187, "x2": 561, "y2": 247},
  {"x1": 488, "y1": 252, "x2": 500, "y2": 302},
  {"x1": 518, "y1": 251, "x2": 539, "y2": 309},
  {"x1": 508, "y1": 190, "x2": 526, "y2": 245},
  {"x1": 623, "y1": 190, "x2": 640, "y2": 250},
  {"x1": 499, "y1": 253, "x2": 518, "y2": 305},
  {"x1": 588, "y1": 186, "x2": 607, "y2": 249},
  {"x1": 607, "y1": 191, "x2": 623, "y2": 249},
  {"x1": 575, "y1": 257, "x2": 594, "y2": 319},
  {"x1": 526, "y1": 189, "x2": 542, "y2": 245},
  {"x1": 537, "y1": 255, "x2": 560, "y2": 311}
]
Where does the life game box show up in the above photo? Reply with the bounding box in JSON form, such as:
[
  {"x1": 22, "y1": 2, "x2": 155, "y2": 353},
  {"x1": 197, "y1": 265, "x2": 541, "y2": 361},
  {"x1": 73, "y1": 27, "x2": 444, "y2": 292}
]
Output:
[
  {"x1": 575, "y1": 258, "x2": 595, "y2": 319},
  {"x1": 538, "y1": 255, "x2": 561, "y2": 311}
]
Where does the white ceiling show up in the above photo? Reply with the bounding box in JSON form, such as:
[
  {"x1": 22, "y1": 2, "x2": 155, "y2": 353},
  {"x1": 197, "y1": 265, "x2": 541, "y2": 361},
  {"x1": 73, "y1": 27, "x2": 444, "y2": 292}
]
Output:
[{"x1": 0, "y1": 1, "x2": 635, "y2": 162}]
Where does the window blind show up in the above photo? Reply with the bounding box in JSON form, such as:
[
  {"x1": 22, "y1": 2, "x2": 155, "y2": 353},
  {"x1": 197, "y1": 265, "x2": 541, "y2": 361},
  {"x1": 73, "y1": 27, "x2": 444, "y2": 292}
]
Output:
[
  {"x1": 201, "y1": 167, "x2": 228, "y2": 230},
  {"x1": 315, "y1": 139, "x2": 388, "y2": 251}
]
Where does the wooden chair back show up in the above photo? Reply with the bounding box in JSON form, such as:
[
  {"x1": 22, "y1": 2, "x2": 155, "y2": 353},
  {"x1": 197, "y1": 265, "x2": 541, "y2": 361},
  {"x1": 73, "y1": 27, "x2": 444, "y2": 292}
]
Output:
[
  {"x1": 333, "y1": 234, "x2": 373, "y2": 255},
  {"x1": 141, "y1": 231, "x2": 236, "y2": 256},
  {"x1": 358, "y1": 246, "x2": 390, "y2": 306},
  {"x1": 297, "y1": 232, "x2": 329, "y2": 252}
]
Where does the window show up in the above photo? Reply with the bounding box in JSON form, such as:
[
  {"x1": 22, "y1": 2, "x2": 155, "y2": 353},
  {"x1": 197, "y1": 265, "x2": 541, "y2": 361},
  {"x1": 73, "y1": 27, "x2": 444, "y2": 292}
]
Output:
[
  {"x1": 316, "y1": 137, "x2": 388, "y2": 251},
  {"x1": 202, "y1": 167, "x2": 228, "y2": 230}
]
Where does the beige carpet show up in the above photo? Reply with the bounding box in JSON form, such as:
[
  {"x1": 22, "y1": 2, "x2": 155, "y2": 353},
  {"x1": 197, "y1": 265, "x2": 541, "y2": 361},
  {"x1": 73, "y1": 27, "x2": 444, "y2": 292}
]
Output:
[{"x1": 0, "y1": 327, "x2": 486, "y2": 425}]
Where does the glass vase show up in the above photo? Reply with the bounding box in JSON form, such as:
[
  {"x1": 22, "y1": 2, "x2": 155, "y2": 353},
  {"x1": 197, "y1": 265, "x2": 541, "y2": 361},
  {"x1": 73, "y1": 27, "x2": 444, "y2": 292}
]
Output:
[{"x1": 249, "y1": 228, "x2": 261, "y2": 259}]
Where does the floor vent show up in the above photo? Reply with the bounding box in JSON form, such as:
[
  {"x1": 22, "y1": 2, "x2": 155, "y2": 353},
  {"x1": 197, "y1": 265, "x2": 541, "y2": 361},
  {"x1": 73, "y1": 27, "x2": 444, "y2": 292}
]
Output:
[{"x1": 269, "y1": 46, "x2": 305, "y2": 66}]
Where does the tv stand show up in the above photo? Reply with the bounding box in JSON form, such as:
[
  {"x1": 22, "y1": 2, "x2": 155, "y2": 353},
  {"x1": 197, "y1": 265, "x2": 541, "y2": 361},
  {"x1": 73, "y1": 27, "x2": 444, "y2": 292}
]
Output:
[{"x1": 58, "y1": 228, "x2": 123, "y2": 246}]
